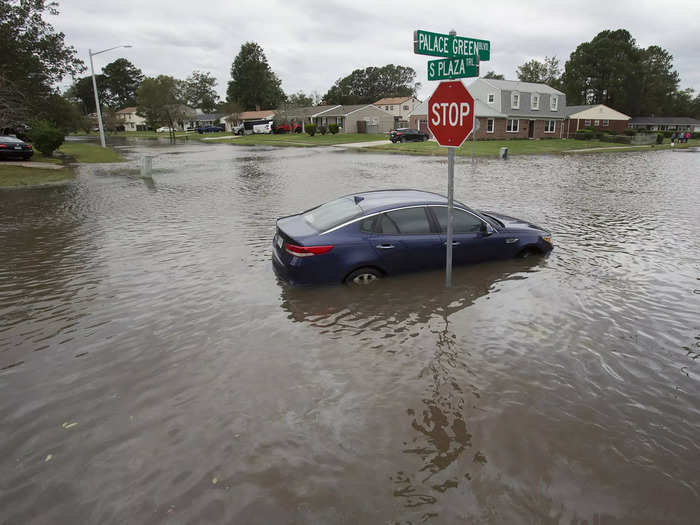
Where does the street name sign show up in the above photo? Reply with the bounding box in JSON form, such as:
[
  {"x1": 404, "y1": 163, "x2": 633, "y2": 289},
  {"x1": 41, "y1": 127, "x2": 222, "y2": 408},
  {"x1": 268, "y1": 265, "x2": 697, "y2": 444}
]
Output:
[
  {"x1": 428, "y1": 81, "x2": 475, "y2": 148},
  {"x1": 428, "y1": 57, "x2": 479, "y2": 81},
  {"x1": 414, "y1": 29, "x2": 490, "y2": 62}
]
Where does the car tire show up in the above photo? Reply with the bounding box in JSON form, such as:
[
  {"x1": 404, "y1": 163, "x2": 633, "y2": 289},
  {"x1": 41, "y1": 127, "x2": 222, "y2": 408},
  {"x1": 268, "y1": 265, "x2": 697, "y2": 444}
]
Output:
[
  {"x1": 400, "y1": 137, "x2": 407, "y2": 143},
  {"x1": 345, "y1": 267, "x2": 382, "y2": 286},
  {"x1": 516, "y1": 246, "x2": 541, "y2": 258}
]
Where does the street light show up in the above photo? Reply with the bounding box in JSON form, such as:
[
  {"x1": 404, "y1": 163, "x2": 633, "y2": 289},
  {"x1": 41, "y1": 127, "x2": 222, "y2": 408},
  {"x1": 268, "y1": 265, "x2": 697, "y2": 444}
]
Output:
[{"x1": 89, "y1": 44, "x2": 132, "y2": 148}]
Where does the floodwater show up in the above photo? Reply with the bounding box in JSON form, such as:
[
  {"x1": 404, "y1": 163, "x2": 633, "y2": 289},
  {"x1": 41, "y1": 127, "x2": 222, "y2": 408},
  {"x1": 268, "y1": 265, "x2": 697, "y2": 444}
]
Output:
[{"x1": 1, "y1": 140, "x2": 699, "y2": 524}]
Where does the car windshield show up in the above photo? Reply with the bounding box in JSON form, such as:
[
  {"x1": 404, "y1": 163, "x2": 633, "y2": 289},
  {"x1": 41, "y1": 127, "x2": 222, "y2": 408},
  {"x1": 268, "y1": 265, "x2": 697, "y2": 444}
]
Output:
[{"x1": 303, "y1": 197, "x2": 364, "y2": 231}]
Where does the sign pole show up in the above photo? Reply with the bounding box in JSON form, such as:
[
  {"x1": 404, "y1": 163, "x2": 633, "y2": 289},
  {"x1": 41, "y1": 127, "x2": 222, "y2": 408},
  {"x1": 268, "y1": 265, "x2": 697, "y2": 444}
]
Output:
[{"x1": 445, "y1": 146, "x2": 455, "y2": 287}]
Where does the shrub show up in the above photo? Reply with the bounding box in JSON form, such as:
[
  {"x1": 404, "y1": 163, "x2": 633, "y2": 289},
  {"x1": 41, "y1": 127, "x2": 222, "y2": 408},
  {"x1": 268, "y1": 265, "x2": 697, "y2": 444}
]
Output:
[
  {"x1": 692, "y1": 132, "x2": 699, "y2": 140},
  {"x1": 623, "y1": 129, "x2": 637, "y2": 136},
  {"x1": 318, "y1": 125, "x2": 327, "y2": 135},
  {"x1": 574, "y1": 129, "x2": 594, "y2": 140},
  {"x1": 328, "y1": 124, "x2": 339, "y2": 135},
  {"x1": 656, "y1": 133, "x2": 664, "y2": 144},
  {"x1": 601, "y1": 134, "x2": 632, "y2": 144},
  {"x1": 28, "y1": 120, "x2": 65, "y2": 156},
  {"x1": 305, "y1": 123, "x2": 316, "y2": 136}
]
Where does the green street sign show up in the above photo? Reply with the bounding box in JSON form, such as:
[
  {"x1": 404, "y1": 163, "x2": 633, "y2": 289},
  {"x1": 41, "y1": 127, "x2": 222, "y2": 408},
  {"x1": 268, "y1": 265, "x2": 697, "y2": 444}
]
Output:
[
  {"x1": 428, "y1": 57, "x2": 479, "y2": 81},
  {"x1": 414, "y1": 29, "x2": 490, "y2": 61}
]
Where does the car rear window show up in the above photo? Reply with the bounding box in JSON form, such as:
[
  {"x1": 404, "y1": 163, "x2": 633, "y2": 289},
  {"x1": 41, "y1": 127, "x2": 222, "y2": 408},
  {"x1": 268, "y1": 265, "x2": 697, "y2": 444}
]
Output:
[
  {"x1": 1, "y1": 136, "x2": 23, "y2": 143},
  {"x1": 303, "y1": 197, "x2": 364, "y2": 231}
]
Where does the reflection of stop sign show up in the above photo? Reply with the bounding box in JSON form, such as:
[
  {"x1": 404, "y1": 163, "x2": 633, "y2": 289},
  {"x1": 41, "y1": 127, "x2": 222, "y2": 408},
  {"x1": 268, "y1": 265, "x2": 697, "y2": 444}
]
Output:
[{"x1": 428, "y1": 80, "x2": 475, "y2": 147}]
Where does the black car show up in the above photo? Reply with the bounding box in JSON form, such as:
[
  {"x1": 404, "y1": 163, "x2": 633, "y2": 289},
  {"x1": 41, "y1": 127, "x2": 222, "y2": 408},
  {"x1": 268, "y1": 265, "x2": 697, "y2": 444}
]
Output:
[
  {"x1": 390, "y1": 128, "x2": 429, "y2": 143},
  {"x1": 0, "y1": 136, "x2": 33, "y2": 160}
]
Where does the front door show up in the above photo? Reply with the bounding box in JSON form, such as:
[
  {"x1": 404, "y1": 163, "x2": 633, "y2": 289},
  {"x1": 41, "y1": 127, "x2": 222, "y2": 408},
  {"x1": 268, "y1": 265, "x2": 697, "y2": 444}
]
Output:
[{"x1": 528, "y1": 120, "x2": 535, "y2": 138}]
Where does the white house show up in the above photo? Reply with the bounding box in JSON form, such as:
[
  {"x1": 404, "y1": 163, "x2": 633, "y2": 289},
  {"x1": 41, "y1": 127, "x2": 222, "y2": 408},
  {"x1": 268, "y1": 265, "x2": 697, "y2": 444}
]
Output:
[{"x1": 374, "y1": 96, "x2": 422, "y2": 127}]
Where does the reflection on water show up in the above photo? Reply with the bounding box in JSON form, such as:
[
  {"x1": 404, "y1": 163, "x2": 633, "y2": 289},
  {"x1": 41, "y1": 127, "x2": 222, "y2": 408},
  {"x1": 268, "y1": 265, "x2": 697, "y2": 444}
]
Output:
[{"x1": 1, "y1": 143, "x2": 699, "y2": 523}]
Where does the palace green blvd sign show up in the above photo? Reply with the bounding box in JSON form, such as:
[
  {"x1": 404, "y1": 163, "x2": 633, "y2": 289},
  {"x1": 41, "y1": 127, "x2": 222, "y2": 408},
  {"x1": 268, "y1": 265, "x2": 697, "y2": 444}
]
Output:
[
  {"x1": 428, "y1": 57, "x2": 479, "y2": 81},
  {"x1": 414, "y1": 29, "x2": 490, "y2": 62}
]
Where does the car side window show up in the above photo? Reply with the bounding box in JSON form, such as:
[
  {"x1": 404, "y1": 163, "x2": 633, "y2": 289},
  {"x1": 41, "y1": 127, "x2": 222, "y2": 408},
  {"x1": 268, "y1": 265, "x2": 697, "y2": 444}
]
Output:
[
  {"x1": 359, "y1": 217, "x2": 375, "y2": 232},
  {"x1": 433, "y1": 207, "x2": 484, "y2": 233},
  {"x1": 382, "y1": 207, "x2": 432, "y2": 234},
  {"x1": 376, "y1": 214, "x2": 400, "y2": 234}
]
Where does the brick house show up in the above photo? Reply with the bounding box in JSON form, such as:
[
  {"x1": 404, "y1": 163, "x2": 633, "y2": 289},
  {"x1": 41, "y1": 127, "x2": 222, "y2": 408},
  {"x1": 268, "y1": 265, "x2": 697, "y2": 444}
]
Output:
[
  {"x1": 627, "y1": 116, "x2": 700, "y2": 133},
  {"x1": 466, "y1": 79, "x2": 567, "y2": 139},
  {"x1": 563, "y1": 105, "x2": 631, "y2": 137},
  {"x1": 374, "y1": 96, "x2": 422, "y2": 127},
  {"x1": 409, "y1": 99, "x2": 507, "y2": 140},
  {"x1": 115, "y1": 107, "x2": 148, "y2": 131}
]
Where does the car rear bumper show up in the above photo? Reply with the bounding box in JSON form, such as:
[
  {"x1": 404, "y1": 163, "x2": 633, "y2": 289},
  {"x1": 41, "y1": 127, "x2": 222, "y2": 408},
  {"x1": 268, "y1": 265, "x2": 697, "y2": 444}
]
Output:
[{"x1": 0, "y1": 150, "x2": 33, "y2": 159}]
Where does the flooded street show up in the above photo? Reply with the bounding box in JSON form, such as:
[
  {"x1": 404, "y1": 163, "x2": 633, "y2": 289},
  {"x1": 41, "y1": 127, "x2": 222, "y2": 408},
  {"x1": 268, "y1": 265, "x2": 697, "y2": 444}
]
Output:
[{"x1": 1, "y1": 141, "x2": 699, "y2": 524}]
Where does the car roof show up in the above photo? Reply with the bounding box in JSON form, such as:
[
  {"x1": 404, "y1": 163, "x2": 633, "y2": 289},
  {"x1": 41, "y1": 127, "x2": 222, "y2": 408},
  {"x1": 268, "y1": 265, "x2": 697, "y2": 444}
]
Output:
[{"x1": 341, "y1": 189, "x2": 468, "y2": 213}]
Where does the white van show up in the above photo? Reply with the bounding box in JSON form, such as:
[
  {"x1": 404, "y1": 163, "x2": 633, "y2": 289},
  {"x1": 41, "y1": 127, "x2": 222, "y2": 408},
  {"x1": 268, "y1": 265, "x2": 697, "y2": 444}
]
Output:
[{"x1": 252, "y1": 120, "x2": 273, "y2": 134}]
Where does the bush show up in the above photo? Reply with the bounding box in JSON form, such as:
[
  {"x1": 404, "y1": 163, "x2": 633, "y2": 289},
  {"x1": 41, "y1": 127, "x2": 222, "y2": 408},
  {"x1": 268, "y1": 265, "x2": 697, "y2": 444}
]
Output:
[
  {"x1": 623, "y1": 129, "x2": 637, "y2": 136},
  {"x1": 692, "y1": 132, "x2": 699, "y2": 140},
  {"x1": 601, "y1": 134, "x2": 632, "y2": 144},
  {"x1": 318, "y1": 125, "x2": 327, "y2": 135},
  {"x1": 574, "y1": 129, "x2": 594, "y2": 140},
  {"x1": 305, "y1": 123, "x2": 316, "y2": 136},
  {"x1": 328, "y1": 124, "x2": 339, "y2": 135},
  {"x1": 656, "y1": 133, "x2": 664, "y2": 144},
  {"x1": 29, "y1": 120, "x2": 65, "y2": 156}
]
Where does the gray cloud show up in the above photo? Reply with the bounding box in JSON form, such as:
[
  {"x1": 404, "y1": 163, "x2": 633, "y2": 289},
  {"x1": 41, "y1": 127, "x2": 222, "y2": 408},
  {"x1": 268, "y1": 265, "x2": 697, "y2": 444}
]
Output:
[{"x1": 50, "y1": 0, "x2": 700, "y2": 105}]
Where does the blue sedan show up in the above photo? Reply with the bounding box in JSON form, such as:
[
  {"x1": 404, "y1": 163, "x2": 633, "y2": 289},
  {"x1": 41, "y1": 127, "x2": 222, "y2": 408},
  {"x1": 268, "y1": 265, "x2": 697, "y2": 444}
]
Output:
[{"x1": 272, "y1": 189, "x2": 552, "y2": 286}]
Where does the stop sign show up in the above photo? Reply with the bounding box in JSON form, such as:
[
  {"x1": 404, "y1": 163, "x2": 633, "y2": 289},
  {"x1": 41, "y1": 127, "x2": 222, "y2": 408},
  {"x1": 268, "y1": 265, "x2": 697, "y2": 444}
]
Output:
[{"x1": 428, "y1": 80, "x2": 475, "y2": 147}]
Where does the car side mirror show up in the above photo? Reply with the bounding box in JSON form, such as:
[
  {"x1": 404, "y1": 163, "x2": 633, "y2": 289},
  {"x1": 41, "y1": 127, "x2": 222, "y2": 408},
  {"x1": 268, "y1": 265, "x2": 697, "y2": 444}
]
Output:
[{"x1": 481, "y1": 223, "x2": 495, "y2": 236}]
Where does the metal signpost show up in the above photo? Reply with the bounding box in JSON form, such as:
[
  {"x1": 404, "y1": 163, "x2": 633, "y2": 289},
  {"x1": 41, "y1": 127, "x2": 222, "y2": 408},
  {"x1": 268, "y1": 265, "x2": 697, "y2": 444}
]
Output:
[{"x1": 415, "y1": 29, "x2": 489, "y2": 287}]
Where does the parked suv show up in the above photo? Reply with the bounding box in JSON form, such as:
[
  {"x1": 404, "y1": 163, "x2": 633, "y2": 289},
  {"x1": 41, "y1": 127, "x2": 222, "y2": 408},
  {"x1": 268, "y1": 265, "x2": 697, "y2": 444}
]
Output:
[{"x1": 390, "y1": 128, "x2": 429, "y2": 143}]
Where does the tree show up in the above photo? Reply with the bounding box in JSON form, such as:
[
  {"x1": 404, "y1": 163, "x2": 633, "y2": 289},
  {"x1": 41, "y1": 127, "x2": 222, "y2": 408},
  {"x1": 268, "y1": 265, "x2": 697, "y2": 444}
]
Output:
[
  {"x1": 43, "y1": 94, "x2": 83, "y2": 133},
  {"x1": 0, "y1": 0, "x2": 84, "y2": 127},
  {"x1": 516, "y1": 56, "x2": 562, "y2": 88},
  {"x1": 183, "y1": 71, "x2": 219, "y2": 113},
  {"x1": 286, "y1": 91, "x2": 314, "y2": 107},
  {"x1": 65, "y1": 75, "x2": 108, "y2": 114},
  {"x1": 136, "y1": 76, "x2": 187, "y2": 138},
  {"x1": 323, "y1": 65, "x2": 419, "y2": 105},
  {"x1": 102, "y1": 58, "x2": 143, "y2": 109},
  {"x1": 482, "y1": 71, "x2": 505, "y2": 80},
  {"x1": 563, "y1": 30, "x2": 681, "y2": 116},
  {"x1": 227, "y1": 42, "x2": 285, "y2": 110}
]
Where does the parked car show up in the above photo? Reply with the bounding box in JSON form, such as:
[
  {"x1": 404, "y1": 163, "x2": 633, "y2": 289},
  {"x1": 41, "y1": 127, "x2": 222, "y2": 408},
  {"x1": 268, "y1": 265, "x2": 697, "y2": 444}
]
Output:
[
  {"x1": 156, "y1": 126, "x2": 175, "y2": 133},
  {"x1": 196, "y1": 125, "x2": 224, "y2": 134},
  {"x1": 390, "y1": 128, "x2": 428, "y2": 143},
  {"x1": 274, "y1": 123, "x2": 302, "y2": 134},
  {"x1": 0, "y1": 135, "x2": 33, "y2": 160},
  {"x1": 252, "y1": 121, "x2": 273, "y2": 134},
  {"x1": 272, "y1": 189, "x2": 553, "y2": 286}
]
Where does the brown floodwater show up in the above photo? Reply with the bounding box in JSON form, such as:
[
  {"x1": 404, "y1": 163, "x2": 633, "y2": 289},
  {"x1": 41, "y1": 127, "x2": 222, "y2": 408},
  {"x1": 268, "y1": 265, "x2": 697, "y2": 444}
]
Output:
[{"x1": 1, "y1": 140, "x2": 699, "y2": 524}]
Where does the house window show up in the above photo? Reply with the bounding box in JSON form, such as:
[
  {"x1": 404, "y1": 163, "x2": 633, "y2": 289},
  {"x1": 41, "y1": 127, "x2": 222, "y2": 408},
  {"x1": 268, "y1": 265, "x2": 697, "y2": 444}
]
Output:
[
  {"x1": 602, "y1": 120, "x2": 609, "y2": 127},
  {"x1": 532, "y1": 94, "x2": 540, "y2": 110},
  {"x1": 487, "y1": 119, "x2": 494, "y2": 133},
  {"x1": 390, "y1": 106, "x2": 394, "y2": 110},
  {"x1": 585, "y1": 120, "x2": 591, "y2": 126},
  {"x1": 550, "y1": 95, "x2": 559, "y2": 111},
  {"x1": 544, "y1": 120, "x2": 555, "y2": 133},
  {"x1": 511, "y1": 92, "x2": 520, "y2": 109},
  {"x1": 506, "y1": 119, "x2": 519, "y2": 132},
  {"x1": 403, "y1": 105, "x2": 409, "y2": 110},
  {"x1": 594, "y1": 120, "x2": 600, "y2": 126},
  {"x1": 487, "y1": 93, "x2": 495, "y2": 103},
  {"x1": 385, "y1": 106, "x2": 389, "y2": 110}
]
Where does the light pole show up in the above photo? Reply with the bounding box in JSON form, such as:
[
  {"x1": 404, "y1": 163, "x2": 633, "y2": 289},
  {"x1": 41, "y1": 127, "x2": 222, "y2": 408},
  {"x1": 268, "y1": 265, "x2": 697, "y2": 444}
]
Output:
[{"x1": 89, "y1": 44, "x2": 132, "y2": 147}]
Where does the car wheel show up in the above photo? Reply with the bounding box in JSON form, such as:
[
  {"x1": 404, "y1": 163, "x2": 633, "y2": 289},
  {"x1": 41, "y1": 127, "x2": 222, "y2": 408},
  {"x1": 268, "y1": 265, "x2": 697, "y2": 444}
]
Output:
[
  {"x1": 345, "y1": 267, "x2": 382, "y2": 286},
  {"x1": 516, "y1": 246, "x2": 541, "y2": 258},
  {"x1": 400, "y1": 137, "x2": 407, "y2": 143}
]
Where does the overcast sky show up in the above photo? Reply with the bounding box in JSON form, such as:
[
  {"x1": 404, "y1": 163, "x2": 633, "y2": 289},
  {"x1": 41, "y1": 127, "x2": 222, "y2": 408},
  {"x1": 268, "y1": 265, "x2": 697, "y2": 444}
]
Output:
[{"x1": 50, "y1": 0, "x2": 700, "y2": 103}]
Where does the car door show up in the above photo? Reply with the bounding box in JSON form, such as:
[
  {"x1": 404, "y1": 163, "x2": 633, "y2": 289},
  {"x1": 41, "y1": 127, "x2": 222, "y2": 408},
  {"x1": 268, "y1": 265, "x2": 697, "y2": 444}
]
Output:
[
  {"x1": 370, "y1": 207, "x2": 444, "y2": 275},
  {"x1": 430, "y1": 206, "x2": 501, "y2": 265}
]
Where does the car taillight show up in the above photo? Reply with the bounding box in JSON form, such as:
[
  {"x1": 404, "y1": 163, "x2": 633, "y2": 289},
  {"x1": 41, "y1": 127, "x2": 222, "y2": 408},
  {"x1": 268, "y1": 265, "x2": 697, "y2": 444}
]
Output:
[
  {"x1": 0, "y1": 144, "x2": 6, "y2": 148},
  {"x1": 284, "y1": 243, "x2": 334, "y2": 257},
  {"x1": 396, "y1": 132, "x2": 402, "y2": 136}
]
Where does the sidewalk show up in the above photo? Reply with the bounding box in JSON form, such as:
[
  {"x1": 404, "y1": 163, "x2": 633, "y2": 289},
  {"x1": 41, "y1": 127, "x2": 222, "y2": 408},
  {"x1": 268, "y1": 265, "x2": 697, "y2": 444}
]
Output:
[{"x1": 333, "y1": 140, "x2": 392, "y2": 148}]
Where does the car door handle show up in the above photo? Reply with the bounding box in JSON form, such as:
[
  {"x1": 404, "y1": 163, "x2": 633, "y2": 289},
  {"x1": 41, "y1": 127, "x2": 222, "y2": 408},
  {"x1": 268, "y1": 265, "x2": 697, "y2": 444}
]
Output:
[
  {"x1": 444, "y1": 241, "x2": 461, "y2": 246},
  {"x1": 376, "y1": 244, "x2": 395, "y2": 249}
]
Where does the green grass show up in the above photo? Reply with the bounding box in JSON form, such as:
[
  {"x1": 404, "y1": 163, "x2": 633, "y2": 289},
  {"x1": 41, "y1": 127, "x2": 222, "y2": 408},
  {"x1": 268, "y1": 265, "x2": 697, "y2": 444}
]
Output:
[
  {"x1": 0, "y1": 165, "x2": 74, "y2": 188},
  {"x1": 29, "y1": 154, "x2": 63, "y2": 165},
  {"x1": 57, "y1": 142, "x2": 124, "y2": 163},
  {"x1": 221, "y1": 132, "x2": 388, "y2": 147},
  {"x1": 361, "y1": 138, "x2": 700, "y2": 157}
]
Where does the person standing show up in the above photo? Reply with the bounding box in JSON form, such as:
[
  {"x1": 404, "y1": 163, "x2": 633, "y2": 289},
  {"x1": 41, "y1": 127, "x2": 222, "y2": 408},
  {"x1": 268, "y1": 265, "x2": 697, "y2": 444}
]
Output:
[
  {"x1": 685, "y1": 131, "x2": 691, "y2": 143},
  {"x1": 671, "y1": 132, "x2": 676, "y2": 145}
]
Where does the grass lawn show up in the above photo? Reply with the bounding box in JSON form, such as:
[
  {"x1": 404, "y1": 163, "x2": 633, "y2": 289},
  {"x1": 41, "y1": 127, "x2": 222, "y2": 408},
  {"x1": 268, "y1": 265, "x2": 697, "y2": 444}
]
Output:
[
  {"x1": 0, "y1": 165, "x2": 74, "y2": 188},
  {"x1": 361, "y1": 137, "x2": 700, "y2": 157},
  {"x1": 220, "y1": 133, "x2": 388, "y2": 147},
  {"x1": 58, "y1": 142, "x2": 125, "y2": 163}
]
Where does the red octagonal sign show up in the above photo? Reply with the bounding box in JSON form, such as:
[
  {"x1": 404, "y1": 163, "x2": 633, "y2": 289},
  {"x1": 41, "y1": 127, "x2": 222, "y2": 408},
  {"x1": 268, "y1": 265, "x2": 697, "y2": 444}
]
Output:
[{"x1": 428, "y1": 80, "x2": 475, "y2": 147}]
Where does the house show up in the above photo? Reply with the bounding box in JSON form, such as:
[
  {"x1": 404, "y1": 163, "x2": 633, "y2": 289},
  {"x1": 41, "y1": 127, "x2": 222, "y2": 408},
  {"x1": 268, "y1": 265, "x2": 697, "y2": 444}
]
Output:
[
  {"x1": 374, "y1": 96, "x2": 422, "y2": 127},
  {"x1": 409, "y1": 98, "x2": 507, "y2": 140},
  {"x1": 281, "y1": 104, "x2": 394, "y2": 134},
  {"x1": 224, "y1": 110, "x2": 277, "y2": 131},
  {"x1": 627, "y1": 117, "x2": 700, "y2": 133},
  {"x1": 563, "y1": 105, "x2": 631, "y2": 137},
  {"x1": 183, "y1": 112, "x2": 224, "y2": 130},
  {"x1": 466, "y1": 79, "x2": 567, "y2": 139},
  {"x1": 115, "y1": 107, "x2": 148, "y2": 131}
]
